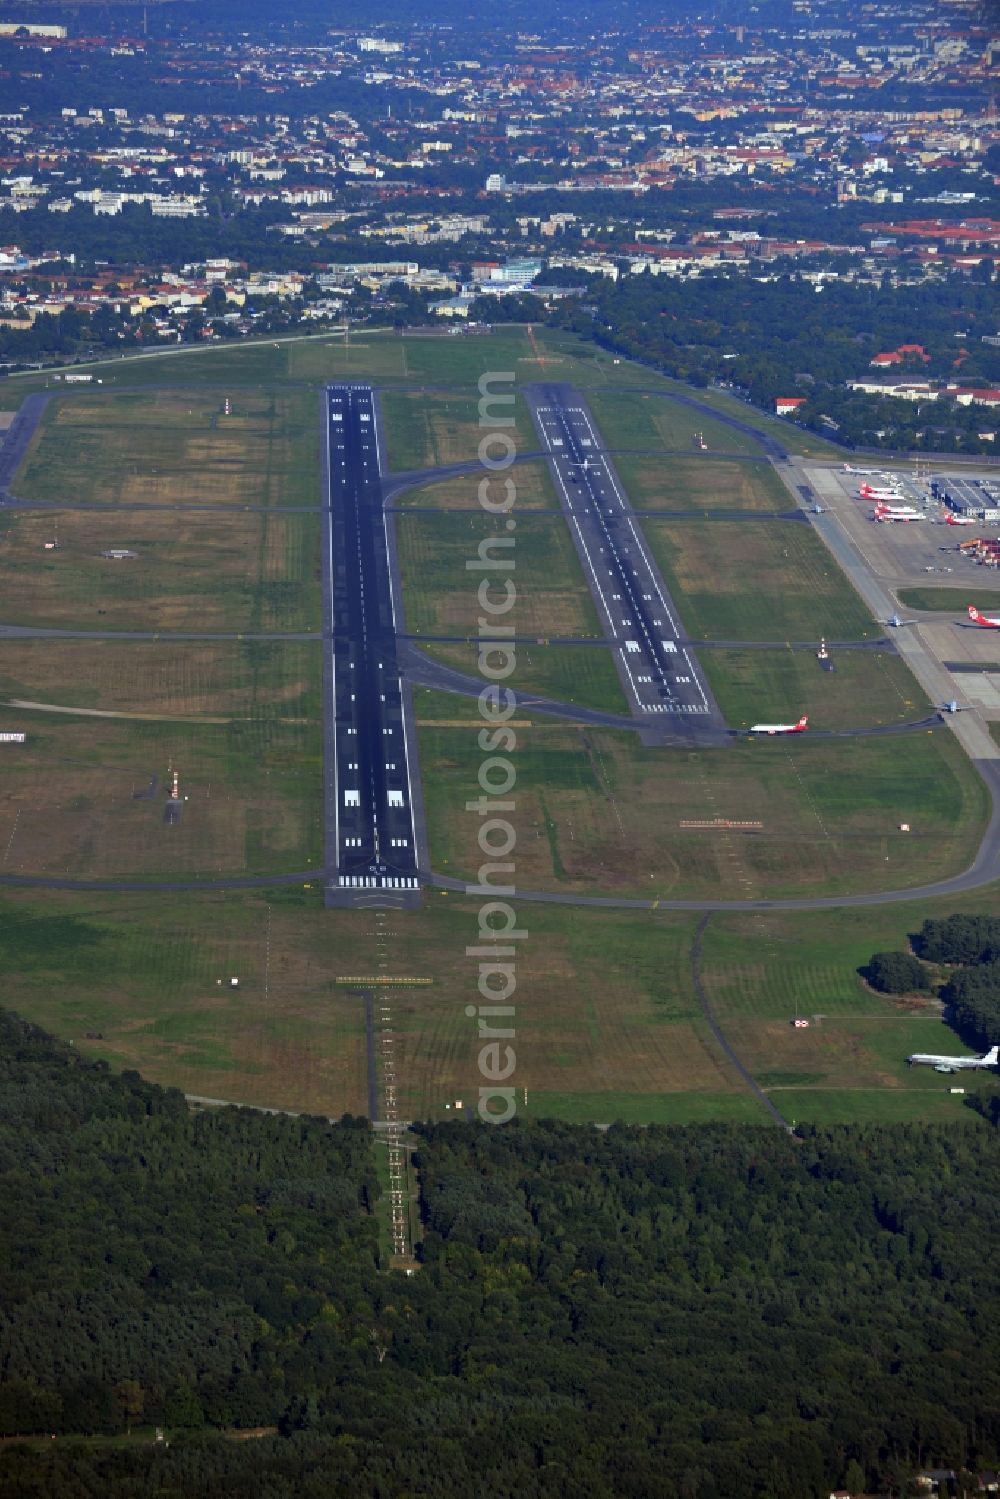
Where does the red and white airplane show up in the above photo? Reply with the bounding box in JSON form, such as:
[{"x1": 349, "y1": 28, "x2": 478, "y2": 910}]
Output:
[
  {"x1": 749, "y1": 715, "x2": 808, "y2": 736},
  {"x1": 872, "y1": 502, "x2": 924, "y2": 523},
  {"x1": 968, "y1": 605, "x2": 1000, "y2": 628},
  {"x1": 860, "y1": 483, "x2": 905, "y2": 502},
  {"x1": 945, "y1": 512, "x2": 979, "y2": 527}
]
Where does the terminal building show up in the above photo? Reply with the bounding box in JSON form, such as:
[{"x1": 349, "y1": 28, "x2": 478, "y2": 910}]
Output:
[{"x1": 932, "y1": 476, "x2": 1000, "y2": 523}]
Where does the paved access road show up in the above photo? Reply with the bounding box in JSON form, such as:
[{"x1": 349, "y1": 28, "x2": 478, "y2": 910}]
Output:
[
  {"x1": 323, "y1": 385, "x2": 420, "y2": 905},
  {"x1": 527, "y1": 383, "x2": 723, "y2": 735}
]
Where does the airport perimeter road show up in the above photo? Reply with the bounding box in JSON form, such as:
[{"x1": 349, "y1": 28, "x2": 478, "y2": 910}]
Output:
[
  {"x1": 527, "y1": 383, "x2": 724, "y2": 736},
  {"x1": 323, "y1": 385, "x2": 421, "y2": 907}
]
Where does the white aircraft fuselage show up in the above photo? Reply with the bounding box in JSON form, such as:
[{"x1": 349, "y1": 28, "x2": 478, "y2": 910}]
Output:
[{"x1": 908, "y1": 1045, "x2": 998, "y2": 1072}]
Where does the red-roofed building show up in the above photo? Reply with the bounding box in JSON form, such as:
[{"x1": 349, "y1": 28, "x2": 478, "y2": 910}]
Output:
[
  {"x1": 775, "y1": 397, "x2": 806, "y2": 415},
  {"x1": 871, "y1": 344, "x2": 930, "y2": 368},
  {"x1": 953, "y1": 389, "x2": 1000, "y2": 407}
]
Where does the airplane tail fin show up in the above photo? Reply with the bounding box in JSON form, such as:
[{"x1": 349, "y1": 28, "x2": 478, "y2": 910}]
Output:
[
  {"x1": 984, "y1": 1045, "x2": 999, "y2": 1065},
  {"x1": 969, "y1": 605, "x2": 983, "y2": 623},
  {"x1": 795, "y1": 716, "x2": 808, "y2": 731}
]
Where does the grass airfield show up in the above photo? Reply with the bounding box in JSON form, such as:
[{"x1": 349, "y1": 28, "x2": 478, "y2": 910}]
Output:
[{"x1": 0, "y1": 323, "x2": 993, "y2": 1129}]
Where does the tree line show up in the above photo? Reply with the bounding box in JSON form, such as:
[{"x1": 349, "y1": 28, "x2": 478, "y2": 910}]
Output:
[
  {"x1": 1, "y1": 1008, "x2": 999, "y2": 1497},
  {"x1": 865, "y1": 914, "x2": 1000, "y2": 1049},
  {"x1": 555, "y1": 269, "x2": 1000, "y2": 453}
]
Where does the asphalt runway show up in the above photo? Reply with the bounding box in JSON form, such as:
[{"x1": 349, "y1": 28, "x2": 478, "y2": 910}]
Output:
[
  {"x1": 323, "y1": 385, "x2": 420, "y2": 906},
  {"x1": 1, "y1": 369, "x2": 999, "y2": 914},
  {"x1": 527, "y1": 382, "x2": 724, "y2": 736},
  {"x1": 0, "y1": 394, "x2": 52, "y2": 498}
]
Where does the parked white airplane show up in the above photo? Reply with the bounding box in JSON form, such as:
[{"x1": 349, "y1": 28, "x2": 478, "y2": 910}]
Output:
[
  {"x1": 860, "y1": 484, "x2": 905, "y2": 502},
  {"x1": 908, "y1": 1044, "x2": 998, "y2": 1073},
  {"x1": 945, "y1": 512, "x2": 979, "y2": 527},
  {"x1": 749, "y1": 715, "x2": 808, "y2": 736},
  {"x1": 872, "y1": 503, "x2": 924, "y2": 523}
]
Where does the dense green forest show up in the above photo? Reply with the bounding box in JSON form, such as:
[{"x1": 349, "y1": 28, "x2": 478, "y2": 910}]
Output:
[
  {"x1": 557, "y1": 271, "x2": 1000, "y2": 453},
  {"x1": 1, "y1": 1008, "x2": 999, "y2": 1497},
  {"x1": 865, "y1": 914, "x2": 1000, "y2": 1047},
  {"x1": 918, "y1": 915, "x2": 1000, "y2": 1048}
]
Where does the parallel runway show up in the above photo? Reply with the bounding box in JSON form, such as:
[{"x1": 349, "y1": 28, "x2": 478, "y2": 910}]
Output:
[
  {"x1": 0, "y1": 394, "x2": 52, "y2": 499},
  {"x1": 323, "y1": 385, "x2": 420, "y2": 906},
  {"x1": 527, "y1": 383, "x2": 722, "y2": 735}
]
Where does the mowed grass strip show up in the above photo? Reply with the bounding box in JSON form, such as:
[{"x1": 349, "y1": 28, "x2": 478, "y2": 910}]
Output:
[
  {"x1": 687, "y1": 890, "x2": 1000, "y2": 1123},
  {"x1": 395, "y1": 459, "x2": 558, "y2": 511},
  {"x1": 2, "y1": 328, "x2": 537, "y2": 396},
  {"x1": 701, "y1": 646, "x2": 931, "y2": 732},
  {"x1": 719, "y1": 1013, "x2": 980, "y2": 1114},
  {"x1": 380, "y1": 388, "x2": 536, "y2": 472},
  {"x1": 588, "y1": 388, "x2": 761, "y2": 457},
  {"x1": 0, "y1": 639, "x2": 321, "y2": 720},
  {"x1": 641, "y1": 516, "x2": 875, "y2": 640},
  {"x1": 397, "y1": 326, "x2": 535, "y2": 386},
  {"x1": 397, "y1": 510, "x2": 602, "y2": 638},
  {"x1": 699, "y1": 887, "x2": 1000, "y2": 1025},
  {"x1": 695, "y1": 907, "x2": 928, "y2": 1024},
  {"x1": 0, "y1": 887, "x2": 747, "y2": 1125},
  {"x1": 520, "y1": 1092, "x2": 766, "y2": 1125},
  {"x1": 0, "y1": 507, "x2": 320, "y2": 632},
  {"x1": 535, "y1": 331, "x2": 844, "y2": 459},
  {"x1": 614, "y1": 453, "x2": 794, "y2": 513},
  {"x1": 381, "y1": 902, "x2": 746, "y2": 1120},
  {"x1": 0, "y1": 705, "x2": 322, "y2": 878},
  {"x1": 15, "y1": 388, "x2": 320, "y2": 508},
  {"x1": 763, "y1": 1089, "x2": 979, "y2": 1125},
  {"x1": 898, "y1": 587, "x2": 1000, "y2": 613},
  {"x1": 0, "y1": 888, "x2": 368, "y2": 1116},
  {"x1": 415, "y1": 640, "x2": 629, "y2": 716},
  {"x1": 416, "y1": 699, "x2": 987, "y2": 898}
]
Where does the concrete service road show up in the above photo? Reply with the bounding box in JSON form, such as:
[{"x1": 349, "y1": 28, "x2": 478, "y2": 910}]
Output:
[
  {"x1": 526, "y1": 383, "x2": 724, "y2": 736},
  {"x1": 324, "y1": 385, "x2": 420, "y2": 906}
]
